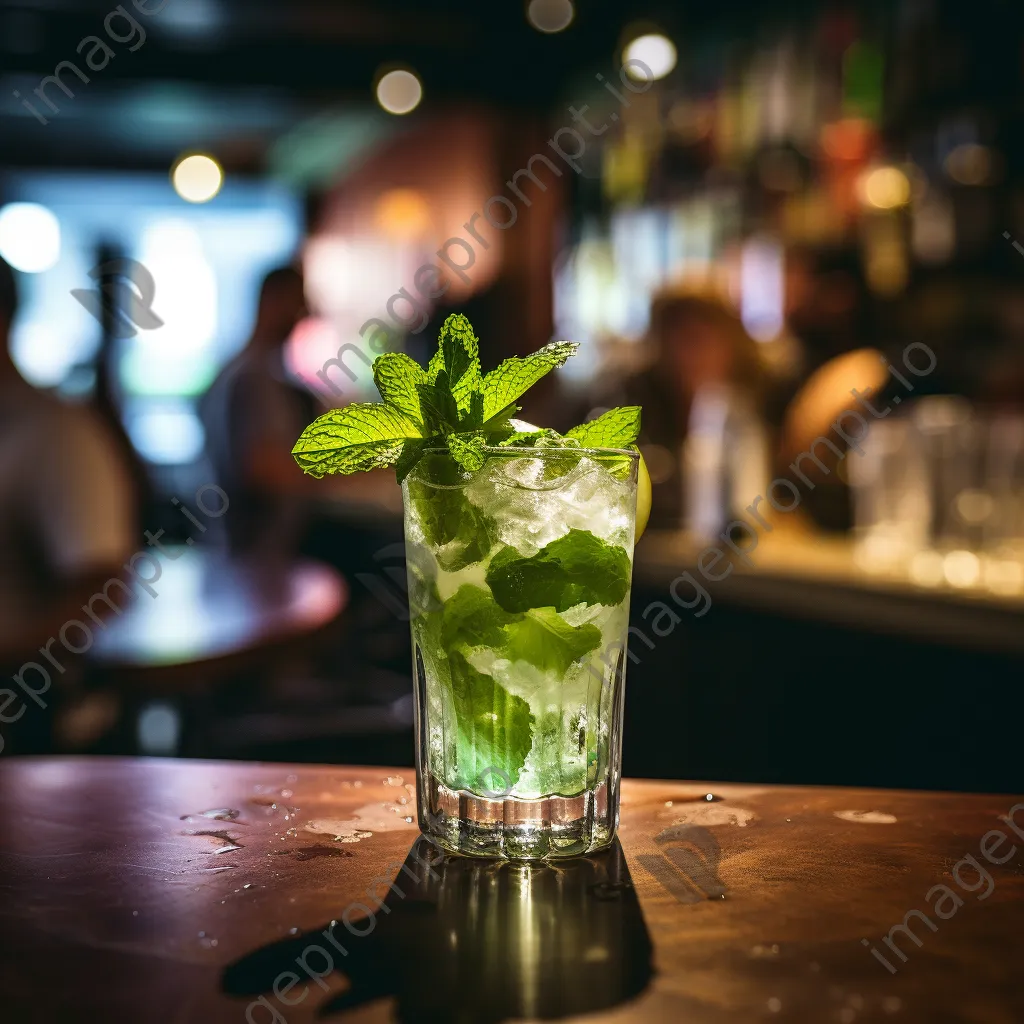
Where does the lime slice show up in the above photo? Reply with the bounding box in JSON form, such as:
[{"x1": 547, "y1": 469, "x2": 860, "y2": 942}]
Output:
[{"x1": 635, "y1": 453, "x2": 652, "y2": 541}]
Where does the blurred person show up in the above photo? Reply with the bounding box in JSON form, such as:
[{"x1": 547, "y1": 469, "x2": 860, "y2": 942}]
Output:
[
  {"x1": 769, "y1": 250, "x2": 883, "y2": 532},
  {"x1": 92, "y1": 307, "x2": 158, "y2": 525},
  {"x1": 201, "y1": 265, "x2": 315, "y2": 555},
  {"x1": 786, "y1": 248, "x2": 871, "y2": 372},
  {"x1": 593, "y1": 291, "x2": 768, "y2": 533},
  {"x1": 81, "y1": 246, "x2": 158, "y2": 525},
  {"x1": 0, "y1": 256, "x2": 137, "y2": 684}
]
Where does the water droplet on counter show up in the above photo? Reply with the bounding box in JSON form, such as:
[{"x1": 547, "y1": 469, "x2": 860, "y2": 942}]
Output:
[
  {"x1": 289, "y1": 927, "x2": 299, "y2": 935},
  {"x1": 286, "y1": 774, "x2": 298, "y2": 784},
  {"x1": 663, "y1": 791, "x2": 725, "y2": 806},
  {"x1": 768, "y1": 997, "x2": 782, "y2": 1013},
  {"x1": 183, "y1": 829, "x2": 244, "y2": 852},
  {"x1": 132, "y1": 910, "x2": 139, "y2": 917},
  {"x1": 404, "y1": 816, "x2": 414, "y2": 823},
  {"x1": 181, "y1": 808, "x2": 240, "y2": 822},
  {"x1": 835, "y1": 810, "x2": 897, "y2": 824},
  {"x1": 281, "y1": 789, "x2": 293, "y2": 799}
]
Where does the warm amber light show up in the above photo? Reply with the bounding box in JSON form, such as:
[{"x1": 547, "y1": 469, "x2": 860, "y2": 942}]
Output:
[
  {"x1": 527, "y1": 0, "x2": 574, "y2": 33},
  {"x1": 820, "y1": 119, "x2": 872, "y2": 162},
  {"x1": 376, "y1": 69, "x2": 423, "y2": 115},
  {"x1": 858, "y1": 166, "x2": 911, "y2": 210},
  {"x1": 375, "y1": 189, "x2": 432, "y2": 240},
  {"x1": 944, "y1": 143, "x2": 994, "y2": 186},
  {"x1": 623, "y1": 34, "x2": 677, "y2": 80}
]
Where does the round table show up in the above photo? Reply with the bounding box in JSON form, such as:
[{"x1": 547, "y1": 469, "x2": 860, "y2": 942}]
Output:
[{"x1": 87, "y1": 548, "x2": 348, "y2": 691}]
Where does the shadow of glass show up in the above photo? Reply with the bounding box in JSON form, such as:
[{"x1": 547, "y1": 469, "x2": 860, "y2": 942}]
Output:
[{"x1": 224, "y1": 838, "x2": 653, "y2": 1022}]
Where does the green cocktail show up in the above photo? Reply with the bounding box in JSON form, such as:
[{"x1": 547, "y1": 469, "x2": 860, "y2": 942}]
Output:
[
  {"x1": 293, "y1": 315, "x2": 642, "y2": 859},
  {"x1": 405, "y1": 445, "x2": 638, "y2": 858}
]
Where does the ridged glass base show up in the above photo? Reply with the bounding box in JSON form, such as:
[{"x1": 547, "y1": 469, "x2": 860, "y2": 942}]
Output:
[{"x1": 419, "y1": 774, "x2": 616, "y2": 860}]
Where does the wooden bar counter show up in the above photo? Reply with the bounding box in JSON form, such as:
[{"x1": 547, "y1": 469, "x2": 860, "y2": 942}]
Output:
[{"x1": 1, "y1": 758, "x2": 1021, "y2": 1022}]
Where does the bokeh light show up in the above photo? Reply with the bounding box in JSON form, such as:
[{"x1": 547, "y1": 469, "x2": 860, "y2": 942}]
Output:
[
  {"x1": 858, "y1": 166, "x2": 911, "y2": 210},
  {"x1": 623, "y1": 34, "x2": 677, "y2": 81},
  {"x1": 0, "y1": 202, "x2": 61, "y2": 273},
  {"x1": 171, "y1": 153, "x2": 224, "y2": 203},
  {"x1": 376, "y1": 69, "x2": 423, "y2": 115},
  {"x1": 527, "y1": 0, "x2": 574, "y2": 34},
  {"x1": 375, "y1": 188, "x2": 432, "y2": 240},
  {"x1": 944, "y1": 143, "x2": 995, "y2": 186}
]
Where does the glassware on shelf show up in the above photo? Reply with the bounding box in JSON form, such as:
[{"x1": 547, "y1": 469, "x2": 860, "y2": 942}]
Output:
[{"x1": 849, "y1": 417, "x2": 930, "y2": 575}]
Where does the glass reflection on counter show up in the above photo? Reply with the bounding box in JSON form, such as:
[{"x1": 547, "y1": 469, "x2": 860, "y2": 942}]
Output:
[{"x1": 223, "y1": 839, "x2": 653, "y2": 1023}]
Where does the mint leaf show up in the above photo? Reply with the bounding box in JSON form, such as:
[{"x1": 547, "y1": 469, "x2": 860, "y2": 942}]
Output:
[
  {"x1": 450, "y1": 650, "x2": 534, "y2": 787},
  {"x1": 482, "y1": 341, "x2": 579, "y2": 421},
  {"x1": 566, "y1": 406, "x2": 642, "y2": 449},
  {"x1": 292, "y1": 404, "x2": 422, "y2": 477},
  {"x1": 406, "y1": 478, "x2": 497, "y2": 571},
  {"x1": 373, "y1": 353, "x2": 426, "y2": 425},
  {"x1": 446, "y1": 432, "x2": 487, "y2": 471},
  {"x1": 503, "y1": 607, "x2": 601, "y2": 675},
  {"x1": 464, "y1": 389, "x2": 486, "y2": 430},
  {"x1": 498, "y1": 429, "x2": 550, "y2": 448},
  {"x1": 395, "y1": 437, "x2": 430, "y2": 484},
  {"x1": 438, "y1": 585, "x2": 599, "y2": 675},
  {"x1": 481, "y1": 402, "x2": 521, "y2": 437},
  {"x1": 441, "y1": 584, "x2": 518, "y2": 649},
  {"x1": 417, "y1": 380, "x2": 459, "y2": 435},
  {"x1": 428, "y1": 314, "x2": 481, "y2": 412},
  {"x1": 486, "y1": 529, "x2": 631, "y2": 613}
]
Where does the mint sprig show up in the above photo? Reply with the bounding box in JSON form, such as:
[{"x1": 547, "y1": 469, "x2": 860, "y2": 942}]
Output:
[
  {"x1": 292, "y1": 313, "x2": 640, "y2": 482},
  {"x1": 566, "y1": 406, "x2": 641, "y2": 450},
  {"x1": 372, "y1": 352, "x2": 427, "y2": 426},
  {"x1": 481, "y1": 341, "x2": 579, "y2": 421},
  {"x1": 291, "y1": 404, "x2": 422, "y2": 477}
]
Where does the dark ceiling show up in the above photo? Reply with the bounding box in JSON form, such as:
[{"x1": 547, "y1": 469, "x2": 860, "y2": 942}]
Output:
[
  {"x1": 0, "y1": 0, "x2": 847, "y2": 171},
  {"x1": 3, "y1": 0, "x2": 1017, "y2": 174}
]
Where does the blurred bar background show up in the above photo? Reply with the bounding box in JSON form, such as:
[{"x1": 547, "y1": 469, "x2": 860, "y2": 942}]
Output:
[{"x1": 2, "y1": 0, "x2": 1023, "y2": 791}]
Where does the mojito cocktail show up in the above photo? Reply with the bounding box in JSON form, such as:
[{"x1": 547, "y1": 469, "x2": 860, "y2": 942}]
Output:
[
  {"x1": 292, "y1": 313, "x2": 644, "y2": 860},
  {"x1": 405, "y1": 446, "x2": 638, "y2": 858}
]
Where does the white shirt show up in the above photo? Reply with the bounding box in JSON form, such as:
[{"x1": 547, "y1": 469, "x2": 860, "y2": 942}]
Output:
[{"x1": 0, "y1": 372, "x2": 136, "y2": 643}]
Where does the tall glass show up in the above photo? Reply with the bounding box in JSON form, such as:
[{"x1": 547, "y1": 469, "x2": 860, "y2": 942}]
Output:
[{"x1": 402, "y1": 445, "x2": 639, "y2": 859}]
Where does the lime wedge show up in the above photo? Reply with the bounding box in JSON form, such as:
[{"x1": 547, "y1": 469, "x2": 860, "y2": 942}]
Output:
[{"x1": 636, "y1": 453, "x2": 651, "y2": 541}]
